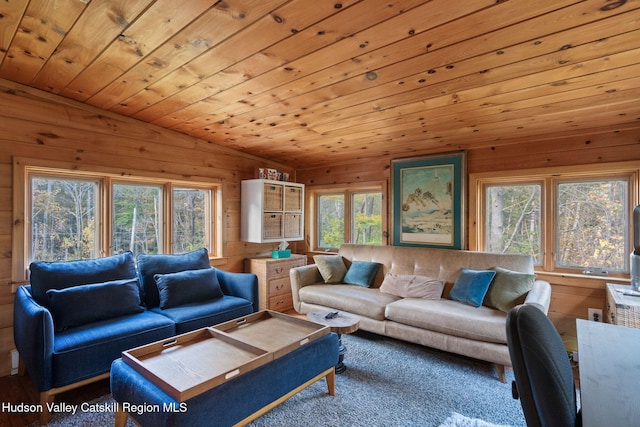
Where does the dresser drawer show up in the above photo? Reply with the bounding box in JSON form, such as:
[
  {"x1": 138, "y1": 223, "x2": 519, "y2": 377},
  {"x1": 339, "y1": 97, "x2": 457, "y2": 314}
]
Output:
[
  {"x1": 269, "y1": 293, "x2": 293, "y2": 312},
  {"x1": 268, "y1": 277, "x2": 291, "y2": 296},
  {"x1": 265, "y1": 259, "x2": 303, "y2": 279}
]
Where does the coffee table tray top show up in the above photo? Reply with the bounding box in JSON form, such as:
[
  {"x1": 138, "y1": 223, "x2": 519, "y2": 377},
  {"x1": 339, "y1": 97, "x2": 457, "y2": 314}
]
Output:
[
  {"x1": 214, "y1": 310, "x2": 329, "y2": 358},
  {"x1": 121, "y1": 310, "x2": 329, "y2": 402}
]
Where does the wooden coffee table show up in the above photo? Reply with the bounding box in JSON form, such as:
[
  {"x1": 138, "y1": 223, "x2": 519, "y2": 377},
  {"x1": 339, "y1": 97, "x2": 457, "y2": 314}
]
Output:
[{"x1": 307, "y1": 311, "x2": 360, "y2": 373}]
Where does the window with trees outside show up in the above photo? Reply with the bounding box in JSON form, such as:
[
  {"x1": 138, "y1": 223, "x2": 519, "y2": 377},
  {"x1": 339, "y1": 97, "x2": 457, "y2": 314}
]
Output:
[
  {"x1": 14, "y1": 159, "x2": 220, "y2": 283},
  {"x1": 311, "y1": 184, "x2": 385, "y2": 251},
  {"x1": 471, "y1": 162, "x2": 639, "y2": 277}
]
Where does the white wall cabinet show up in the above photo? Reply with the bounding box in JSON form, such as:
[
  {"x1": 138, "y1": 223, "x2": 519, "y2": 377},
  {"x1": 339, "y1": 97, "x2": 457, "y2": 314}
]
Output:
[{"x1": 241, "y1": 179, "x2": 304, "y2": 243}]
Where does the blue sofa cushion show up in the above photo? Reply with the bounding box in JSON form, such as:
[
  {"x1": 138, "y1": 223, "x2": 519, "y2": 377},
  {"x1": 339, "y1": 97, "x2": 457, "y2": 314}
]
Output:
[
  {"x1": 53, "y1": 311, "x2": 175, "y2": 388},
  {"x1": 47, "y1": 278, "x2": 144, "y2": 332},
  {"x1": 137, "y1": 248, "x2": 211, "y2": 308},
  {"x1": 154, "y1": 268, "x2": 224, "y2": 309},
  {"x1": 29, "y1": 252, "x2": 137, "y2": 306},
  {"x1": 151, "y1": 296, "x2": 254, "y2": 334},
  {"x1": 449, "y1": 268, "x2": 496, "y2": 307}
]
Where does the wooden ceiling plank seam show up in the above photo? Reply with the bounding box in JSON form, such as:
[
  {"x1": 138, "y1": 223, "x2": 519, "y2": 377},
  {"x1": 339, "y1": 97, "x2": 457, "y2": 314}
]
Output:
[
  {"x1": 171, "y1": 0, "x2": 625, "y2": 136},
  {"x1": 309, "y1": 70, "x2": 640, "y2": 140},
  {"x1": 250, "y1": 24, "x2": 640, "y2": 142},
  {"x1": 85, "y1": 0, "x2": 292, "y2": 110},
  {"x1": 59, "y1": 0, "x2": 216, "y2": 102},
  {"x1": 131, "y1": 0, "x2": 432, "y2": 124},
  {"x1": 0, "y1": 0, "x2": 30, "y2": 65},
  {"x1": 0, "y1": 0, "x2": 88, "y2": 84},
  {"x1": 113, "y1": 0, "x2": 367, "y2": 118},
  {"x1": 231, "y1": 6, "x2": 640, "y2": 137},
  {"x1": 234, "y1": 3, "x2": 636, "y2": 132},
  {"x1": 151, "y1": 0, "x2": 562, "y2": 131},
  {"x1": 30, "y1": 0, "x2": 160, "y2": 95}
]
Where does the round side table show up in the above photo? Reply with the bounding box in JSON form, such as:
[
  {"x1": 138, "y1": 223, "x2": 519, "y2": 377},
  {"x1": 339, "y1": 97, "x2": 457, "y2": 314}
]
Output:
[{"x1": 307, "y1": 311, "x2": 360, "y2": 373}]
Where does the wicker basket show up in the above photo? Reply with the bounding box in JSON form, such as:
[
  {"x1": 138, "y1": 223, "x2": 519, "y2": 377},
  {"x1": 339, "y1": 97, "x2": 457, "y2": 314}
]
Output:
[
  {"x1": 263, "y1": 184, "x2": 283, "y2": 211},
  {"x1": 262, "y1": 213, "x2": 283, "y2": 239},
  {"x1": 606, "y1": 283, "x2": 640, "y2": 328},
  {"x1": 284, "y1": 186, "x2": 303, "y2": 211},
  {"x1": 284, "y1": 213, "x2": 302, "y2": 239}
]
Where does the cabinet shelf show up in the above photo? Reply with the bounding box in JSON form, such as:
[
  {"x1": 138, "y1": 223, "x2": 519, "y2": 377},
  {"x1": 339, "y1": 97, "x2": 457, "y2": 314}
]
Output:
[{"x1": 241, "y1": 179, "x2": 305, "y2": 243}]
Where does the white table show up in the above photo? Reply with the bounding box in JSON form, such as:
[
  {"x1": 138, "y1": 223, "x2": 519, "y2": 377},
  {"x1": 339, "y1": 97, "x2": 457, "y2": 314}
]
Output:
[{"x1": 576, "y1": 319, "x2": 640, "y2": 427}]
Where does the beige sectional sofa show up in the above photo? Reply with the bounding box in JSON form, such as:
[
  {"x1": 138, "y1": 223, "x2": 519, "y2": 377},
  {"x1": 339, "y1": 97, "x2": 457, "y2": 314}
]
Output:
[{"x1": 290, "y1": 244, "x2": 551, "y2": 382}]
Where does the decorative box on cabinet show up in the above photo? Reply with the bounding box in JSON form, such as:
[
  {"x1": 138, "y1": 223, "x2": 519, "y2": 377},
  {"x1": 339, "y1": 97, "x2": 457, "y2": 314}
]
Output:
[
  {"x1": 606, "y1": 283, "x2": 640, "y2": 328},
  {"x1": 241, "y1": 179, "x2": 304, "y2": 243},
  {"x1": 245, "y1": 255, "x2": 307, "y2": 312}
]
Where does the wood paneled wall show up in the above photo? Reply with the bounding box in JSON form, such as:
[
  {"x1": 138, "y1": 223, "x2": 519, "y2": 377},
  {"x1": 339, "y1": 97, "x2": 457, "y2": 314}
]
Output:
[
  {"x1": 296, "y1": 126, "x2": 640, "y2": 345},
  {"x1": 0, "y1": 79, "x2": 290, "y2": 377}
]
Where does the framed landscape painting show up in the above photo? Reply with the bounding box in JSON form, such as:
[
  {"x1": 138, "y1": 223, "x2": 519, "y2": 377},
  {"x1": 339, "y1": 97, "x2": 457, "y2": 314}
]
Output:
[{"x1": 391, "y1": 151, "x2": 466, "y2": 248}]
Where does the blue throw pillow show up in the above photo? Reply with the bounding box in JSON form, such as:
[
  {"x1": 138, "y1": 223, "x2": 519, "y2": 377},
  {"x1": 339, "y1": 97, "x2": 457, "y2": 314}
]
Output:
[
  {"x1": 343, "y1": 261, "x2": 382, "y2": 287},
  {"x1": 46, "y1": 278, "x2": 144, "y2": 332},
  {"x1": 30, "y1": 251, "x2": 137, "y2": 307},
  {"x1": 449, "y1": 268, "x2": 496, "y2": 307},
  {"x1": 154, "y1": 268, "x2": 224, "y2": 309},
  {"x1": 137, "y1": 248, "x2": 211, "y2": 308}
]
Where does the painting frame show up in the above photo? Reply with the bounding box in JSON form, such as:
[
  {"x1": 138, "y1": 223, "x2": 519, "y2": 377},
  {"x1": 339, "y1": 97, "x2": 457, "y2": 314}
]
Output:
[{"x1": 391, "y1": 151, "x2": 466, "y2": 248}]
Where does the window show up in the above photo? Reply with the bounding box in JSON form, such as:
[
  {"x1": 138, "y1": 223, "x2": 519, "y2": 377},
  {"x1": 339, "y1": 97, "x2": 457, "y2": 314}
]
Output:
[
  {"x1": 485, "y1": 183, "x2": 542, "y2": 264},
  {"x1": 30, "y1": 175, "x2": 99, "y2": 261},
  {"x1": 13, "y1": 158, "x2": 221, "y2": 283},
  {"x1": 471, "y1": 162, "x2": 639, "y2": 276},
  {"x1": 311, "y1": 184, "x2": 386, "y2": 251}
]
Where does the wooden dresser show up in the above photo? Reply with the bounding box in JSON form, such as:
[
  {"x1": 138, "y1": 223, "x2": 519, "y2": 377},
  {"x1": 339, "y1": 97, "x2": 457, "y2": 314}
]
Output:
[{"x1": 245, "y1": 255, "x2": 307, "y2": 312}]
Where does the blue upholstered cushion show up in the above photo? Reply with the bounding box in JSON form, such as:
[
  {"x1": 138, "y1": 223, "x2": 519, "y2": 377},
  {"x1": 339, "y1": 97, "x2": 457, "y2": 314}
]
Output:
[
  {"x1": 154, "y1": 268, "x2": 224, "y2": 309},
  {"x1": 137, "y1": 248, "x2": 211, "y2": 308},
  {"x1": 29, "y1": 251, "x2": 137, "y2": 306},
  {"x1": 46, "y1": 278, "x2": 144, "y2": 331},
  {"x1": 313, "y1": 255, "x2": 347, "y2": 283},
  {"x1": 343, "y1": 261, "x2": 381, "y2": 287},
  {"x1": 53, "y1": 311, "x2": 175, "y2": 388},
  {"x1": 449, "y1": 268, "x2": 496, "y2": 307},
  {"x1": 150, "y1": 296, "x2": 254, "y2": 334}
]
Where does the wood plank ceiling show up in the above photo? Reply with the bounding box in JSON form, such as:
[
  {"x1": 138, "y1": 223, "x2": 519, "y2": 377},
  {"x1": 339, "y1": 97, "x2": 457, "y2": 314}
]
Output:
[{"x1": 0, "y1": 0, "x2": 639, "y2": 169}]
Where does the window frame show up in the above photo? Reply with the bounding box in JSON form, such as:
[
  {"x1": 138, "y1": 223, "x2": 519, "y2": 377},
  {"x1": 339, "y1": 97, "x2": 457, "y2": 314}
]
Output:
[
  {"x1": 12, "y1": 157, "x2": 222, "y2": 287},
  {"x1": 469, "y1": 161, "x2": 640, "y2": 278},
  {"x1": 307, "y1": 181, "x2": 387, "y2": 252}
]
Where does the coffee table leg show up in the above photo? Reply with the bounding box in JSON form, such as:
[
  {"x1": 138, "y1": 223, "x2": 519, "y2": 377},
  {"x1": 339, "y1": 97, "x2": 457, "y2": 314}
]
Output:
[{"x1": 335, "y1": 333, "x2": 348, "y2": 374}]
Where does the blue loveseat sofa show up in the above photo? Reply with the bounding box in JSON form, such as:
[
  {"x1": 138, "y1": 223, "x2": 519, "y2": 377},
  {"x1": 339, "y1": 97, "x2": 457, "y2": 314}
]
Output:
[{"x1": 13, "y1": 248, "x2": 258, "y2": 424}]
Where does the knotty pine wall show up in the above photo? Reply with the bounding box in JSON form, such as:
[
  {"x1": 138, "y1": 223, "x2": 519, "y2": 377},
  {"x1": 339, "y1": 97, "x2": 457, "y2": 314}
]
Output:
[
  {"x1": 296, "y1": 127, "x2": 640, "y2": 348},
  {"x1": 0, "y1": 79, "x2": 293, "y2": 377}
]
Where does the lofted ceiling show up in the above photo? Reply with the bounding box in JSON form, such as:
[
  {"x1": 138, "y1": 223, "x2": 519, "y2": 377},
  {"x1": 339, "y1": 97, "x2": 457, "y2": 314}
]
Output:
[{"x1": 1, "y1": 0, "x2": 639, "y2": 169}]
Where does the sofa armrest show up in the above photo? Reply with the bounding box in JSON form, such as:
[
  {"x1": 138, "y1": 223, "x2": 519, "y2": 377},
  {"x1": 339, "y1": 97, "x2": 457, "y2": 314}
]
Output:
[
  {"x1": 290, "y1": 264, "x2": 324, "y2": 312},
  {"x1": 13, "y1": 285, "x2": 55, "y2": 391},
  {"x1": 523, "y1": 280, "x2": 552, "y2": 314},
  {"x1": 215, "y1": 269, "x2": 259, "y2": 313}
]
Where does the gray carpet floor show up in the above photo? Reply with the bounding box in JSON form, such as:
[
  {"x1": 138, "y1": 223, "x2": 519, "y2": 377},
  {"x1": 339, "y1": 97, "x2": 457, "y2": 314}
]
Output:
[{"x1": 37, "y1": 331, "x2": 526, "y2": 426}]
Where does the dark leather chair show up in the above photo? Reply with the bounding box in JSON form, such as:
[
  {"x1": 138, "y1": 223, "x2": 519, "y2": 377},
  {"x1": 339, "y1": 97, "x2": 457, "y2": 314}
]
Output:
[{"x1": 506, "y1": 304, "x2": 582, "y2": 427}]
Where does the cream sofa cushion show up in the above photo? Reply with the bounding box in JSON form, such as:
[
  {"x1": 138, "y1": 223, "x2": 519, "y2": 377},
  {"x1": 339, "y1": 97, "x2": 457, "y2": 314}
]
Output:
[
  {"x1": 385, "y1": 298, "x2": 508, "y2": 344},
  {"x1": 299, "y1": 284, "x2": 399, "y2": 320}
]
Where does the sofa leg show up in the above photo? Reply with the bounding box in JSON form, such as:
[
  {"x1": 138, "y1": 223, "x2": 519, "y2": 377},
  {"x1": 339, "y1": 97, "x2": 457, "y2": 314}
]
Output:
[
  {"x1": 495, "y1": 364, "x2": 506, "y2": 383},
  {"x1": 39, "y1": 391, "x2": 54, "y2": 425},
  {"x1": 115, "y1": 403, "x2": 129, "y2": 427}
]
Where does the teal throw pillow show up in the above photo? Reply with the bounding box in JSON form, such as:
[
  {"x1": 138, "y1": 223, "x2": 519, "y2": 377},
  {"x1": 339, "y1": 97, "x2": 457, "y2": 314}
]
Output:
[
  {"x1": 46, "y1": 278, "x2": 144, "y2": 331},
  {"x1": 483, "y1": 267, "x2": 536, "y2": 313},
  {"x1": 343, "y1": 261, "x2": 381, "y2": 287},
  {"x1": 154, "y1": 268, "x2": 224, "y2": 309},
  {"x1": 449, "y1": 268, "x2": 496, "y2": 307},
  {"x1": 313, "y1": 255, "x2": 348, "y2": 284}
]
